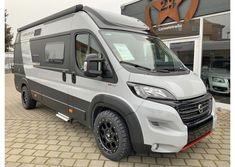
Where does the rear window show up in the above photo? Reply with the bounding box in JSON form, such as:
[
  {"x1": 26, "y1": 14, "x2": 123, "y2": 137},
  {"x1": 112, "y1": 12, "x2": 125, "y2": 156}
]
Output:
[{"x1": 45, "y1": 42, "x2": 64, "y2": 63}]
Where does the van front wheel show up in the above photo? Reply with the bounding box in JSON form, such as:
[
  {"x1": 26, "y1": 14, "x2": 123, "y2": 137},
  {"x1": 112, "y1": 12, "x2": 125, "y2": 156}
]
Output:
[
  {"x1": 21, "y1": 86, "x2": 37, "y2": 109},
  {"x1": 94, "y1": 110, "x2": 131, "y2": 161}
]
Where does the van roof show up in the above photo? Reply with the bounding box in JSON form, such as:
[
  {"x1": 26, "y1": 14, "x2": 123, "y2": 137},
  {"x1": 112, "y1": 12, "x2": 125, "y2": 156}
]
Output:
[{"x1": 18, "y1": 4, "x2": 149, "y2": 32}]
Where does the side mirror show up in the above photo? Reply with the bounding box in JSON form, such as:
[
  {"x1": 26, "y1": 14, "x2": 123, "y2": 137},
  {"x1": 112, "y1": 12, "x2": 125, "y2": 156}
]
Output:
[{"x1": 84, "y1": 53, "x2": 104, "y2": 77}]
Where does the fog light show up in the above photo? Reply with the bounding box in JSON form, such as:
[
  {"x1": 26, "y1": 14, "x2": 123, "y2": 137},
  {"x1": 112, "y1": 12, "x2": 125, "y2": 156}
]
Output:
[{"x1": 151, "y1": 143, "x2": 159, "y2": 152}]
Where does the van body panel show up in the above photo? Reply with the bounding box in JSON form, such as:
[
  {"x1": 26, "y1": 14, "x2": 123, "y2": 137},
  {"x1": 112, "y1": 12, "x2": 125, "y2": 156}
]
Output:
[
  {"x1": 129, "y1": 72, "x2": 207, "y2": 100},
  {"x1": 14, "y1": 5, "x2": 216, "y2": 156},
  {"x1": 136, "y1": 100, "x2": 188, "y2": 152}
]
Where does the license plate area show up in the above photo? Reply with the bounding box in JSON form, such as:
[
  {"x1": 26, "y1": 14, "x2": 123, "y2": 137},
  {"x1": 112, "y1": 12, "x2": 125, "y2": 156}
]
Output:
[{"x1": 187, "y1": 116, "x2": 213, "y2": 144}]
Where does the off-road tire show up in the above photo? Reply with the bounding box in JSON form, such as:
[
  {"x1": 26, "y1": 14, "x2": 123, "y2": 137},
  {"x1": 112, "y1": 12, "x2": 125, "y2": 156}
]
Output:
[
  {"x1": 94, "y1": 110, "x2": 131, "y2": 161},
  {"x1": 21, "y1": 86, "x2": 37, "y2": 109}
]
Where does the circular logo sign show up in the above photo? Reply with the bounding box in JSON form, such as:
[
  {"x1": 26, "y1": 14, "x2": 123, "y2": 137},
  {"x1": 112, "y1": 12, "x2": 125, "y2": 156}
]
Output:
[{"x1": 145, "y1": 0, "x2": 199, "y2": 30}]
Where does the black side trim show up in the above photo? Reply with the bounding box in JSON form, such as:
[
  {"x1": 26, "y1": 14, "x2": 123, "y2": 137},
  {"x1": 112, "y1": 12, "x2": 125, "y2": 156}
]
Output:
[
  {"x1": 125, "y1": 113, "x2": 149, "y2": 153},
  {"x1": 88, "y1": 94, "x2": 144, "y2": 153},
  {"x1": 34, "y1": 65, "x2": 69, "y2": 73},
  {"x1": 28, "y1": 79, "x2": 90, "y2": 125},
  {"x1": 14, "y1": 74, "x2": 28, "y2": 92}
]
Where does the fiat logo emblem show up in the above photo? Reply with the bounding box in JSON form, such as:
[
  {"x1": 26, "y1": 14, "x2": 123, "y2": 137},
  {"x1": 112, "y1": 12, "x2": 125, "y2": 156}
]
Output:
[{"x1": 198, "y1": 104, "x2": 203, "y2": 113}]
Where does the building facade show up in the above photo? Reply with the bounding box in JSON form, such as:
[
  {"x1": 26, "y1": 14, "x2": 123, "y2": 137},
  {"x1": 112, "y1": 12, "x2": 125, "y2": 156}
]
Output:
[{"x1": 121, "y1": 0, "x2": 230, "y2": 104}]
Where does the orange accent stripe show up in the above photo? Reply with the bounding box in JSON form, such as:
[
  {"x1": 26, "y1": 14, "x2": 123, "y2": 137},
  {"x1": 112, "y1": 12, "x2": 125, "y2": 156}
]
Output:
[
  {"x1": 68, "y1": 108, "x2": 74, "y2": 113},
  {"x1": 180, "y1": 131, "x2": 212, "y2": 151}
]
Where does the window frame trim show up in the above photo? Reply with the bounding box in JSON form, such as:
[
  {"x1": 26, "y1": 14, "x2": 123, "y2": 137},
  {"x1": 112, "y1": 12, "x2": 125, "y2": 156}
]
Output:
[
  {"x1": 75, "y1": 33, "x2": 90, "y2": 70},
  {"x1": 72, "y1": 29, "x2": 118, "y2": 83}
]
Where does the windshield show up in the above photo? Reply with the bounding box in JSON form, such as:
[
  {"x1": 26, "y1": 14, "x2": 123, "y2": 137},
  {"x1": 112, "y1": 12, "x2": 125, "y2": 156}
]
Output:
[
  {"x1": 101, "y1": 30, "x2": 186, "y2": 72},
  {"x1": 211, "y1": 60, "x2": 230, "y2": 70}
]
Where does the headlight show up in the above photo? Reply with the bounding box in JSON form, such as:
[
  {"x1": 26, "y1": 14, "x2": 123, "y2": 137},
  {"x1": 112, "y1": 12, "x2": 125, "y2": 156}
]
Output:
[
  {"x1": 212, "y1": 77, "x2": 225, "y2": 83},
  {"x1": 128, "y1": 83, "x2": 175, "y2": 100}
]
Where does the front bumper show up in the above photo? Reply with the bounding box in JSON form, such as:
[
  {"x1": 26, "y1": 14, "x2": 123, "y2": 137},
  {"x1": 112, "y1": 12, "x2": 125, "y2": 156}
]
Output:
[
  {"x1": 135, "y1": 95, "x2": 216, "y2": 153},
  {"x1": 209, "y1": 79, "x2": 230, "y2": 94}
]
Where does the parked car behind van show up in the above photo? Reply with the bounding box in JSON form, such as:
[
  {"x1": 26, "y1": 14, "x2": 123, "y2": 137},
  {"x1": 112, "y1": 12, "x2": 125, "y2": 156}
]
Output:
[
  {"x1": 201, "y1": 59, "x2": 230, "y2": 94},
  {"x1": 14, "y1": 5, "x2": 216, "y2": 160}
]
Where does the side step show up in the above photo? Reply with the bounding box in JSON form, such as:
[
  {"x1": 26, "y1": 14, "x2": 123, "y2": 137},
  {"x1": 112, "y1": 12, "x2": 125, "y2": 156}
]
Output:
[{"x1": 56, "y1": 112, "x2": 70, "y2": 122}]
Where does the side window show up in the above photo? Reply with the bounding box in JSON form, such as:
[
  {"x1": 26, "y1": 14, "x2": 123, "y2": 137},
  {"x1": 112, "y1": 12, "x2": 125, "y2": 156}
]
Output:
[
  {"x1": 45, "y1": 42, "x2": 64, "y2": 63},
  {"x1": 90, "y1": 35, "x2": 102, "y2": 56},
  {"x1": 75, "y1": 33, "x2": 103, "y2": 71},
  {"x1": 75, "y1": 34, "x2": 89, "y2": 70}
]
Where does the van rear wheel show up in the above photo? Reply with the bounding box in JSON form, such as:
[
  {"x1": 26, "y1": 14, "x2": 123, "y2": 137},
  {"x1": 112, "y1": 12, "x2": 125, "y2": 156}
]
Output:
[
  {"x1": 94, "y1": 110, "x2": 131, "y2": 161},
  {"x1": 21, "y1": 86, "x2": 37, "y2": 109}
]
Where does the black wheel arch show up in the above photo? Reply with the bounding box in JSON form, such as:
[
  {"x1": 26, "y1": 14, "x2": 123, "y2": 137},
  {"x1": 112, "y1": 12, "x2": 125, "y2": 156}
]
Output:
[
  {"x1": 88, "y1": 94, "x2": 145, "y2": 153},
  {"x1": 21, "y1": 78, "x2": 30, "y2": 89},
  {"x1": 14, "y1": 75, "x2": 30, "y2": 92}
]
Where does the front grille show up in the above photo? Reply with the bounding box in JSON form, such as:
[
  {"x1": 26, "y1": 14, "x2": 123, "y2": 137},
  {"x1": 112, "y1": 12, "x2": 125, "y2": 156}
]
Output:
[
  {"x1": 149, "y1": 93, "x2": 213, "y2": 144},
  {"x1": 176, "y1": 94, "x2": 212, "y2": 126}
]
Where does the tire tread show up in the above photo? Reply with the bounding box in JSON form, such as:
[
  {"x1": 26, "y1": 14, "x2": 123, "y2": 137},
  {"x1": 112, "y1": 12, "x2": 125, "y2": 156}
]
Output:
[{"x1": 94, "y1": 110, "x2": 131, "y2": 161}]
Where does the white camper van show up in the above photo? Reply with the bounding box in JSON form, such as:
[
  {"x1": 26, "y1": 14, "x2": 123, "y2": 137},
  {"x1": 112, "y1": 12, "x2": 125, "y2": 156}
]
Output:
[{"x1": 14, "y1": 5, "x2": 216, "y2": 160}]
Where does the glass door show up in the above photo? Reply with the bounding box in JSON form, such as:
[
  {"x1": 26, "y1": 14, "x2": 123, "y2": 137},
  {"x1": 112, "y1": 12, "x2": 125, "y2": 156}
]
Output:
[{"x1": 163, "y1": 38, "x2": 201, "y2": 75}]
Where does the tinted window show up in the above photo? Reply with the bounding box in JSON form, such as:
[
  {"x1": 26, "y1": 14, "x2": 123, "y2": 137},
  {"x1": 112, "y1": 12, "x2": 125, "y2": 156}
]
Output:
[
  {"x1": 76, "y1": 34, "x2": 103, "y2": 71},
  {"x1": 76, "y1": 34, "x2": 89, "y2": 70},
  {"x1": 45, "y1": 42, "x2": 64, "y2": 63},
  {"x1": 90, "y1": 35, "x2": 101, "y2": 55}
]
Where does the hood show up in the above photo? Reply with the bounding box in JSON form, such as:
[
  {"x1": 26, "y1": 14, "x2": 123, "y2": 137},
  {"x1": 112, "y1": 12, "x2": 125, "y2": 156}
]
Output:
[
  {"x1": 208, "y1": 68, "x2": 230, "y2": 79},
  {"x1": 129, "y1": 72, "x2": 207, "y2": 100}
]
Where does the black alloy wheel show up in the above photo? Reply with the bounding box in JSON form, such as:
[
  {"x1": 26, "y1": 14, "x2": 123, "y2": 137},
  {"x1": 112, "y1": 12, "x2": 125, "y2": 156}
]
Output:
[
  {"x1": 94, "y1": 110, "x2": 131, "y2": 161},
  {"x1": 98, "y1": 119, "x2": 119, "y2": 154}
]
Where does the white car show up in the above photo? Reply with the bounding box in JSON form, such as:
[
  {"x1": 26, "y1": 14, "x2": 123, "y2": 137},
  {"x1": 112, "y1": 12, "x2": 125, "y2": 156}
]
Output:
[{"x1": 201, "y1": 59, "x2": 230, "y2": 94}]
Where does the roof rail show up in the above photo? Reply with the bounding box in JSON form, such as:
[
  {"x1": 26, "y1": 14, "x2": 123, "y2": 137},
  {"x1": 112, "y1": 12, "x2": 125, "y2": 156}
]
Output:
[{"x1": 17, "y1": 4, "x2": 83, "y2": 32}]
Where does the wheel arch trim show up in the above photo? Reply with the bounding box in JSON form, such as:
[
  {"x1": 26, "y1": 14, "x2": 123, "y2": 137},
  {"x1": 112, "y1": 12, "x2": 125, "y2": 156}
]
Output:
[{"x1": 88, "y1": 94, "x2": 145, "y2": 152}]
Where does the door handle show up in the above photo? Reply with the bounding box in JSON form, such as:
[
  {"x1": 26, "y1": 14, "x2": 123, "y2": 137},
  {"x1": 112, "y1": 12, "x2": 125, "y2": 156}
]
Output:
[
  {"x1": 62, "y1": 71, "x2": 66, "y2": 82},
  {"x1": 72, "y1": 72, "x2": 76, "y2": 84}
]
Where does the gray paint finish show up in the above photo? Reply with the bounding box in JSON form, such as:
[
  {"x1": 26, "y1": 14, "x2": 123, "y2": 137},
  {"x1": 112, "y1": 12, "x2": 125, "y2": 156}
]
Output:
[
  {"x1": 121, "y1": 0, "x2": 230, "y2": 25},
  {"x1": 18, "y1": 5, "x2": 83, "y2": 32}
]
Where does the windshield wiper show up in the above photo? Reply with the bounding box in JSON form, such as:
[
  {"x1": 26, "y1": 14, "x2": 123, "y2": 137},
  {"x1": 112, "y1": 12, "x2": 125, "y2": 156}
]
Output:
[
  {"x1": 120, "y1": 61, "x2": 152, "y2": 71},
  {"x1": 155, "y1": 69, "x2": 170, "y2": 73},
  {"x1": 120, "y1": 61, "x2": 187, "y2": 73},
  {"x1": 175, "y1": 65, "x2": 188, "y2": 71},
  {"x1": 174, "y1": 67, "x2": 187, "y2": 71},
  {"x1": 156, "y1": 66, "x2": 187, "y2": 72}
]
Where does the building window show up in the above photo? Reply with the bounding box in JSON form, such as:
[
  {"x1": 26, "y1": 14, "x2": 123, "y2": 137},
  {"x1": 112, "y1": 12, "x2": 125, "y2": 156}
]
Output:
[
  {"x1": 201, "y1": 13, "x2": 230, "y2": 104},
  {"x1": 45, "y1": 42, "x2": 64, "y2": 63}
]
